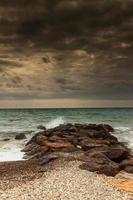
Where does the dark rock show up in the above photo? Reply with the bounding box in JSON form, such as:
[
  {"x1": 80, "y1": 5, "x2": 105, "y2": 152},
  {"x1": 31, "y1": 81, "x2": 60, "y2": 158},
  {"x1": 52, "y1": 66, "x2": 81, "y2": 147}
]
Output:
[
  {"x1": 50, "y1": 131, "x2": 63, "y2": 137},
  {"x1": 15, "y1": 133, "x2": 26, "y2": 140},
  {"x1": 104, "y1": 146, "x2": 130, "y2": 162},
  {"x1": 69, "y1": 126, "x2": 77, "y2": 132},
  {"x1": 38, "y1": 153, "x2": 59, "y2": 165},
  {"x1": 22, "y1": 123, "x2": 132, "y2": 177},
  {"x1": 87, "y1": 129, "x2": 112, "y2": 140},
  {"x1": 83, "y1": 124, "x2": 97, "y2": 130},
  {"x1": 105, "y1": 138, "x2": 119, "y2": 145},
  {"x1": 87, "y1": 130, "x2": 104, "y2": 138},
  {"x1": 82, "y1": 143, "x2": 106, "y2": 151},
  {"x1": 78, "y1": 129, "x2": 91, "y2": 137},
  {"x1": 124, "y1": 166, "x2": 133, "y2": 174},
  {"x1": 79, "y1": 137, "x2": 113, "y2": 146},
  {"x1": 36, "y1": 135, "x2": 48, "y2": 145},
  {"x1": 43, "y1": 140, "x2": 74, "y2": 149},
  {"x1": 79, "y1": 138, "x2": 107, "y2": 150},
  {"x1": 85, "y1": 145, "x2": 129, "y2": 163},
  {"x1": 49, "y1": 135, "x2": 67, "y2": 143},
  {"x1": 79, "y1": 138, "x2": 98, "y2": 145},
  {"x1": 26, "y1": 132, "x2": 46, "y2": 146},
  {"x1": 21, "y1": 144, "x2": 38, "y2": 152},
  {"x1": 62, "y1": 136, "x2": 79, "y2": 146},
  {"x1": 120, "y1": 158, "x2": 133, "y2": 169},
  {"x1": 104, "y1": 124, "x2": 114, "y2": 132},
  {"x1": 79, "y1": 162, "x2": 119, "y2": 176},
  {"x1": 3, "y1": 138, "x2": 10, "y2": 141},
  {"x1": 79, "y1": 153, "x2": 119, "y2": 176},
  {"x1": 98, "y1": 146, "x2": 129, "y2": 162},
  {"x1": 26, "y1": 145, "x2": 48, "y2": 156},
  {"x1": 55, "y1": 146, "x2": 80, "y2": 153},
  {"x1": 50, "y1": 124, "x2": 74, "y2": 133},
  {"x1": 69, "y1": 138, "x2": 79, "y2": 146},
  {"x1": 97, "y1": 124, "x2": 114, "y2": 133},
  {"x1": 43, "y1": 130, "x2": 52, "y2": 136},
  {"x1": 37, "y1": 125, "x2": 46, "y2": 131}
]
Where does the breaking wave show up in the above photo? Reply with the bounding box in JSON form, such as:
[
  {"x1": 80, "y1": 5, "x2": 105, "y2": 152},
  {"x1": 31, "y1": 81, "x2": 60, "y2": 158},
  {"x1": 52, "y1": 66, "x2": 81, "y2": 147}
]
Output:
[
  {"x1": 46, "y1": 116, "x2": 66, "y2": 129},
  {"x1": 114, "y1": 126, "x2": 133, "y2": 149}
]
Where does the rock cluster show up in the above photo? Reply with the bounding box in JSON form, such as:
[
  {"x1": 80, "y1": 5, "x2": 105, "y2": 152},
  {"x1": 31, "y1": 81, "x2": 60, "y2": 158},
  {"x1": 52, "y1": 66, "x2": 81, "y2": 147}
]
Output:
[{"x1": 22, "y1": 123, "x2": 133, "y2": 176}]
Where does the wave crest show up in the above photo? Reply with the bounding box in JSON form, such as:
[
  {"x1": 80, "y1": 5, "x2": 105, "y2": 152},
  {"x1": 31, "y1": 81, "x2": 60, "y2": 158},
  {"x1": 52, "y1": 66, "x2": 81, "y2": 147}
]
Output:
[{"x1": 46, "y1": 116, "x2": 65, "y2": 129}]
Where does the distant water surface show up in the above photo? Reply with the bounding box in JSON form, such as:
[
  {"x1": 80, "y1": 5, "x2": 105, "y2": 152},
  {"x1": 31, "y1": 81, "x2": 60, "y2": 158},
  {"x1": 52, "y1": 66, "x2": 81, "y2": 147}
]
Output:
[{"x1": 0, "y1": 108, "x2": 133, "y2": 161}]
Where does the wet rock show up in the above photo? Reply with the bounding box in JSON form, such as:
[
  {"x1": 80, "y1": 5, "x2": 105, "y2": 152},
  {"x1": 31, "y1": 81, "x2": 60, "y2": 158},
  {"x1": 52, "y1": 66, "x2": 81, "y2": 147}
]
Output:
[
  {"x1": 49, "y1": 135, "x2": 66, "y2": 143},
  {"x1": 38, "y1": 153, "x2": 59, "y2": 165},
  {"x1": 21, "y1": 143, "x2": 38, "y2": 152},
  {"x1": 103, "y1": 146, "x2": 129, "y2": 162},
  {"x1": 105, "y1": 146, "x2": 129, "y2": 162},
  {"x1": 82, "y1": 143, "x2": 106, "y2": 151},
  {"x1": 87, "y1": 129, "x2": 116, "y2": 141},
  {"x1": 85, "y1": 145, "x2": 129, "y2": 163},
  {"x1": 87, "y1": 130, "x2": 104, "y2": 138},
  {"x1": 55, "y1": 146, "x2": 80, "y2": 153},
  {"x1": 97, "y1": 124, "x2": 114, "y2": 133},
  {"x1": 79, "y1": 153, "x2": 119, "y2": 176},
  {"x1": 50, "y1": 123, "x2": 74, "y2": 133},
  {"x1": 124, "y1": 166, "x2": 133, "y2": 174},
  {"x1": 79, "y1": 124, "x2": 114, "y2": 133},
  {"x1": 79, "y1": 137, "x2": 97, "y2": 145},
  {"x1": 26, "y1": 145, "x2": 48, "y2": 157},
  {"x1": 15, "y1": 133, "x2": 26, "y2": 140},
  {"x1": 78, "y1": 129, "x2": 91, "y2": 137},
  {"x1": 120, "y1": 157, "x2": 133, "y2": 169},
  {"x1": 26, "y1": 132, "x2": 46, "y2": 145},
  {"x1": 37, "y1": 125, "x2": 46, "y2": 131},
  {"x1": 69, "y1": 126, "x2": 77, "y2": 132},
  {"x1": 22, "y1": 123, "x2": 132, "y2": 177},
  {"x1": 36, "y1": 135, "x2": 48, "y2": 145},
  {"x1": 62, "y1": 135, "x2": 79, "y2": 146},
  {"x1": 69, "y1": 138, "x2": 79, "y2": 146},
  {"x1": 3, "y1": 138, "x2": 10, "y2": 141},
  {"x1": 43, "y1": 140, "x2": 74, "y2": 149},
  {"x1": 79, "y1": 137, "x2": 107, "y2": 150}
]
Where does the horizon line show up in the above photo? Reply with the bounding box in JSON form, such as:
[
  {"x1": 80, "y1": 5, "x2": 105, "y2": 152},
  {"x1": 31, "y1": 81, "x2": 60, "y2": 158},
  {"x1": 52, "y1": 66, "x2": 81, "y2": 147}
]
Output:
[{"x1": 0, "y1": 106, "x2": 133, "y2": 109}]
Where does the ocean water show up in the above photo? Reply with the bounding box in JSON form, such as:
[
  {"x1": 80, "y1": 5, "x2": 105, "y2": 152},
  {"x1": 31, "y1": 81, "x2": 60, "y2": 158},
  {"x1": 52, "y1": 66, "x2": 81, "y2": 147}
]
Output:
[{"x1": 0, "y1": 108, "x2": 133, "y2": 161}]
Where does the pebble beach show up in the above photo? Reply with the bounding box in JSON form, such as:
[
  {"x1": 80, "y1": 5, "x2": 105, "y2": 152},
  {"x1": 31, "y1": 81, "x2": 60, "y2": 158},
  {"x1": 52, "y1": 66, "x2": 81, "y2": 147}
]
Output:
[{"x1": 0, "y1": 159, "x2": 132, "y2": 200}]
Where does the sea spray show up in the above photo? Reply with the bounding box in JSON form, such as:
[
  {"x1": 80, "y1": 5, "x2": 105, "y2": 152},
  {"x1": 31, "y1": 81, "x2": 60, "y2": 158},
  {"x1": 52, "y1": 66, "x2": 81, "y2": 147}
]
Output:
[{"x1": 46, "y1": 116, "x2": 65, "y2": 129}]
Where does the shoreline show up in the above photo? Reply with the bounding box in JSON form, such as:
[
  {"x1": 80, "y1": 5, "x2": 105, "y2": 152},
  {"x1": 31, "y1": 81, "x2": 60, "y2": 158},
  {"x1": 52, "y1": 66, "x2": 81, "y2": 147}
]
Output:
[{"x1": 0, "y1": 158, "x2": 132, "y2": 200}]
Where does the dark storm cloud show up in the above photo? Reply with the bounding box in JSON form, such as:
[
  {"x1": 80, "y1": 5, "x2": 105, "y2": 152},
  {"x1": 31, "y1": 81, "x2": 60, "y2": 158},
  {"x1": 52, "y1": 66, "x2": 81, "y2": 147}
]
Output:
[
  {"x1": 0, "y1": 0, "x2": 133, "y2": 45},
  {"x1": 0, "y1": 0, "x2": 133, "y2": 102}
]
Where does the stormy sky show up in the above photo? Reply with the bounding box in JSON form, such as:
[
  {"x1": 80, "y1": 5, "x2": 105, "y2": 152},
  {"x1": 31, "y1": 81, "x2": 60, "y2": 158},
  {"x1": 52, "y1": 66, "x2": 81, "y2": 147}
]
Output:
[{"x1": 0, "y1": 0, "x2": 133, "y2": 107}]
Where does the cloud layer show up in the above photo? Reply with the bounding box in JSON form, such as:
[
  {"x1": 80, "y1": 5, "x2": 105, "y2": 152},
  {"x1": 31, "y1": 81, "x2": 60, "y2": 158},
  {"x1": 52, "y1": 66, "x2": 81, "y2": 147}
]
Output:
[{"x1": 0, "y1": 0, "x2": 133, "y2": 103}]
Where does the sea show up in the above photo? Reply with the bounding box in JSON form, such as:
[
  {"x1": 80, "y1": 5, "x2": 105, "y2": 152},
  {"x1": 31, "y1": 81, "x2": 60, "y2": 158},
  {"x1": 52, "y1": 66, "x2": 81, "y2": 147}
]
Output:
[{"x1": 0, "y1": 108, "x2": 133, "y2": 161}]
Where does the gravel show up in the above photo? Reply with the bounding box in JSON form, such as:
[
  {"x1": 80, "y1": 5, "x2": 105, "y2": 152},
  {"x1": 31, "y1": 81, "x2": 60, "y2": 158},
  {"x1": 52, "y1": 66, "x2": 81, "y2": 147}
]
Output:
[{"x1": 0, "y1": 159, "x2": 132, "y2": 200}]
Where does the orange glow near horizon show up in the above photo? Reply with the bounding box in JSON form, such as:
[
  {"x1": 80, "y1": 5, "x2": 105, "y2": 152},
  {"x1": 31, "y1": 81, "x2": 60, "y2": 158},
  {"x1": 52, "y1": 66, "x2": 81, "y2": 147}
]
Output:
[{"x1": 0, "y1": 99, "x2": 132, "y2": 108}]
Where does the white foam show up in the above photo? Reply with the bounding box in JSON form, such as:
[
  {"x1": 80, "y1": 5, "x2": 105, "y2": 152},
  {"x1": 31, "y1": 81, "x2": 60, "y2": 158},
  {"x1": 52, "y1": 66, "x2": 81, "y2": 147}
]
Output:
[
  {"x1": 114, "y1": 127, "x2": 133, "y2": 150},
  {"x1": 0, "y1": 148, "x2": 24, "y2": 161},
  {"x1": 0, "y1": 138, "x2": 26, "y2": 161},
  {"x1": 115, "y1": 127, "x2": 131, "y2": 131},
  {"x1": 46, "y1": 116, "x2": 65, "y2": 129}
]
